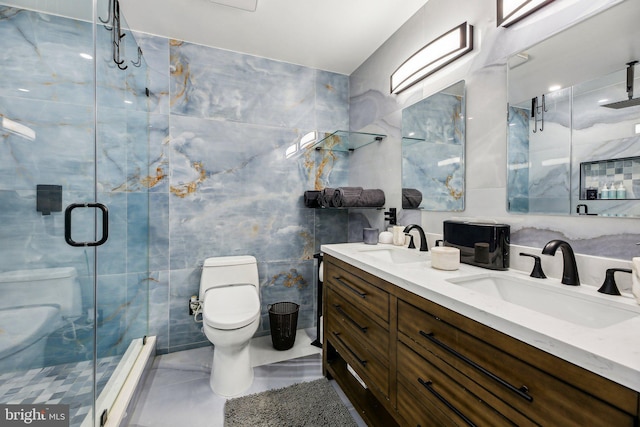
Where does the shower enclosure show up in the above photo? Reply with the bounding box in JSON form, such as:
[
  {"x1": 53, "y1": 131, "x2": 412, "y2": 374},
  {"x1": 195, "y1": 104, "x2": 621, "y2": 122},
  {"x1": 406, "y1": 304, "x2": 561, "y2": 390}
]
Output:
[{"x1": 0, "y1": 1, "x2": 150, "y2": 426}]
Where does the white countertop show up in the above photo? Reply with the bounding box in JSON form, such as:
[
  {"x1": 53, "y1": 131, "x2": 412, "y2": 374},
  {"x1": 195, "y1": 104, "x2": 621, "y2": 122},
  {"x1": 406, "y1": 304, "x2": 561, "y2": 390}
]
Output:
[{"x1": 321, "y1": 243, "x2": 640, "y2": 392}]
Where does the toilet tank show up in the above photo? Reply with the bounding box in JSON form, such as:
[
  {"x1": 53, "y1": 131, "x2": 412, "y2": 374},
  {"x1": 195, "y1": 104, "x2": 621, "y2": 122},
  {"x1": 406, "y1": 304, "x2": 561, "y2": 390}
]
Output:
[
  {"x1": 200, "y1": 256, "x2": 259, "y2": 296},
  {"x1": 0, "y1": 267, "x2": 82, "y2": 319}
]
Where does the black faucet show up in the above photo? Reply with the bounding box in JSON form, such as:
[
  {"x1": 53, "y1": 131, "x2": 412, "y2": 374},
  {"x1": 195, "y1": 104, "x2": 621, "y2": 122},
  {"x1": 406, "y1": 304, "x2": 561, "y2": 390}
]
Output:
[
  {"x1": 541, "y1": 240, "x2": 580, "y2": 286},
  {"x1": 403, "y1": 224, "x2": 428, "y2": 251},
  {"x1": 598, "y1": 268, "x2": 632, "y2": 295}
]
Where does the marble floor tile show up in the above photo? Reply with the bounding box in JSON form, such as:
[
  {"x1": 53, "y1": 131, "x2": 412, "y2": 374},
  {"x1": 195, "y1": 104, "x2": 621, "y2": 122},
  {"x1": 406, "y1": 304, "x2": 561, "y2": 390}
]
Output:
[{"x1": 128, "y1": 329, "x2": 366, "y2": 427}]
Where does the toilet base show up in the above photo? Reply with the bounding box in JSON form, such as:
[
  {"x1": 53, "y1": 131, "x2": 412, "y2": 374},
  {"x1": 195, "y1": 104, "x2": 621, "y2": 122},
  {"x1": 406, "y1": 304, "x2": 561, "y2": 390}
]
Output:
[{"x1": 210, "y1": 341, "x2": 254, "y2": 397}]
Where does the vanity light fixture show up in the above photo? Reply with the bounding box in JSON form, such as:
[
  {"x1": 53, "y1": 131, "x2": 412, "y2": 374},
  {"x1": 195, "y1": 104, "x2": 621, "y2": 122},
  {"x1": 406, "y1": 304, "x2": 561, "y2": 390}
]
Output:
[
  {"x1": 390, "y1": 22, "x2": 473, "y2": 94},
  {"x1": 497, "y1": 0, "x2": 555, "y2": 27}
]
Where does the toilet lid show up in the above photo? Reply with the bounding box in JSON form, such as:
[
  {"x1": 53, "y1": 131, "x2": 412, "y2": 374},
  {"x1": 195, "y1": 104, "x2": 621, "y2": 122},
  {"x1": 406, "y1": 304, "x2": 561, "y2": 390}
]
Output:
[{"x1": 203, "y1": 285, "x2": 260, "y2": 330}]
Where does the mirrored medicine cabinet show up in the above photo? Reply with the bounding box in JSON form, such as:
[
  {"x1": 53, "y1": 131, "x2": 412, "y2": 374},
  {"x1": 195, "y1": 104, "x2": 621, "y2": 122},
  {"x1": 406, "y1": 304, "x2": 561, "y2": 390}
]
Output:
[
  {"x1": 402, "y1": 80, "x2": 466, "y2": 211},
  {"x1": 507, "y1": 0, "x2": 640, "y2": 217}
]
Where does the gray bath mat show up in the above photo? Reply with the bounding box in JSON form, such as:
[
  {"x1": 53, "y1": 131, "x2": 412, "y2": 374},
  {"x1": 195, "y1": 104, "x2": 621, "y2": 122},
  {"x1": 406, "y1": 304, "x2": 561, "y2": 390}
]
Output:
[{"x1": 224, "y1": 378, "x2": 358, "y2": 427}]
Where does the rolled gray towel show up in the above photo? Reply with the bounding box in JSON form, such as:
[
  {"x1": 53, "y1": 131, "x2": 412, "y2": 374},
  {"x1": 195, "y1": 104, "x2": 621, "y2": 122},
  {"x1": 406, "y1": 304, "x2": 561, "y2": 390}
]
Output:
[
  {"x1": 356, "y1": 189, "x2": 385, "y2": 207},
  {"x1": 332, "y1": 187, "x2": 363, "y2": 207},
  {"x1": 320, "y1": 188, "x2": 335, "y2": 207},
  {"x1": 304, "y1": 190, "x2": 322, "y2": 208},
  {"x1": 402, "y1": 188, "x2": 423, "y2": 209}
]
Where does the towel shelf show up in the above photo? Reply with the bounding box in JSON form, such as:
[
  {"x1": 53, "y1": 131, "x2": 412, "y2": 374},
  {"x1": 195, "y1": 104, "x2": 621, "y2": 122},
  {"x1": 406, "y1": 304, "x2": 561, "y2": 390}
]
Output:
[{"x1": 312, "y1": 131, "x2": 386, "y2": 152}]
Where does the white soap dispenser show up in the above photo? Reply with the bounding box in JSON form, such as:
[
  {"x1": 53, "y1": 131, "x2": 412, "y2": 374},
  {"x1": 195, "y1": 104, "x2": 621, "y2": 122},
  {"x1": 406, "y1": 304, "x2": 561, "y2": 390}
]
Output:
[
  {"x1": 600, "y1": 183, "x2": 609, "y2": 199},
  {"x1": 616, "y1": 182, "x2": 627, "y2": 199}
]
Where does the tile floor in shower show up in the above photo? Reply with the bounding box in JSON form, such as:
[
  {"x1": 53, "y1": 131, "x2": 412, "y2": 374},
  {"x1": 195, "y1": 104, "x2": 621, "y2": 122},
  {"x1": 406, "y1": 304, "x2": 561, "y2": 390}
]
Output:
[
  {"x1": 128, "y1": 329, "x2": 367, "y2": 427},
  {"x1": 0, "y1": 354, "x2": 122, "y2": 427}
]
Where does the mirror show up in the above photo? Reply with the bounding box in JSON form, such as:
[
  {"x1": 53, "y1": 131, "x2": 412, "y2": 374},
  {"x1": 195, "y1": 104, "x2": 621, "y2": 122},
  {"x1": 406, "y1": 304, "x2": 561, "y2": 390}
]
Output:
[
  {"x1": 402, "y1": 80, "x2": 465, "y2": 211},
  {"x1": 507, "y1": 0, "x2": 640, "y2": 217}
]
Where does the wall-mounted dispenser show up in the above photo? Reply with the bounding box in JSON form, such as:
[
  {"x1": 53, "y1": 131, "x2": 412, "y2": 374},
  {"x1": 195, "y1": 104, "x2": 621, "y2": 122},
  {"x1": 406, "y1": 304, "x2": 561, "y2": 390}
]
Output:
[{"x1": 36, "y1": 184, "x2": 62, "y2": 215}]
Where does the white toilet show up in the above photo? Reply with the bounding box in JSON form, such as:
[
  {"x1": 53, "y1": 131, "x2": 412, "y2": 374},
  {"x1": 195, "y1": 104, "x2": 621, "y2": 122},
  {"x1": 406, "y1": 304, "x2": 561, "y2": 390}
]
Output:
[
  {"x1": 199, "y1": 255, "x2": 261, "y2": 397},
  {"x1": 0, "y1": 267, "x2": 82, "y2": 372}
]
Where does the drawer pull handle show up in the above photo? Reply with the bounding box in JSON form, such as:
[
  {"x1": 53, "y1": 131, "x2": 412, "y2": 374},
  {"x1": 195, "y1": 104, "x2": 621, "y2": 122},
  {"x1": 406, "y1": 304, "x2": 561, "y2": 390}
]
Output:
[
  {"x1": 418, "y1": 378, "x2": 477, "y2": 427},
  {"x1": 419, "y1": 331, "x2": 533, "y2": 402},
  {"x1": 333, "y1": 276, "x2": 367, "y2": 298},
  {"x1": 333, "y1": 304, "x2": 368, "y2": 333},
  {"x1": 332, "y1": 331, "x2": 368, "y2": 367}
]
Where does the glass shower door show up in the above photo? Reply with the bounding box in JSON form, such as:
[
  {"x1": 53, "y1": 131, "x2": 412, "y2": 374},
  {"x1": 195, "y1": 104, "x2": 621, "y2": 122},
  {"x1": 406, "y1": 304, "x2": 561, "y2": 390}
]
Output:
[
  {"x1": 0, "y1": 4, "x2": 101, "y2": 426},
  {"x1": 0, "y1": 2, "x2": 150, "y2": 426}
]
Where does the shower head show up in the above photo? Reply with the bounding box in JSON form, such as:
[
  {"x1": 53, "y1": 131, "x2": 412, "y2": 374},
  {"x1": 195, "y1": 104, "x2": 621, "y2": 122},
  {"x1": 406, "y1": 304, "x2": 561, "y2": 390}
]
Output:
[
  {"x1": 601, "y1": 97, "x2": 640, "y2": 109},
  {"x1": 602, "y1": 60, "x2": 640, "y2": 109}
]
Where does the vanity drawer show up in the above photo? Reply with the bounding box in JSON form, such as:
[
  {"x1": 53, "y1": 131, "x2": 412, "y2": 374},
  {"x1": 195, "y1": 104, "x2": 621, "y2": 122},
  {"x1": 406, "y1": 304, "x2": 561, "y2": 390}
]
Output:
[
  {"x1": 397, "y1": 341, "x2": 515, "y2": 427},
  {"x1": 327, "y1": 315, "x2": 389, "y2": 398},
  {"x1": 397, "y1": 381, "x2": 458, "y2": 427},
  {"x1": 398, "y1": 298, "x2": 637, "y2": 427},
  {"x1": 325, "y1": 258, "x2": 389, "y2": 323},
  {"x1": 326, "y1": 287, "x2": 389, "y2": 363}
]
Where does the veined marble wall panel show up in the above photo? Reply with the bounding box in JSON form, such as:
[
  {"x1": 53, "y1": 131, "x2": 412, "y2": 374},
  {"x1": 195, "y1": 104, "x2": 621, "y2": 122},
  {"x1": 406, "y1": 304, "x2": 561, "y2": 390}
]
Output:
[
  {"x1": 0, "y1": 188, "x2": 95, "y2": 273},
  {"x1": 0, "y1": 7, "x2": 93, "y2": 104},
  {"x1": 170, "y1": 41, "x2": 315, "y2": 129},
  {"x1": 0, "y1": 96, "x2": 94, "y2": 191},
  {"x1": 142, "y1": 39, "x2": 351, "y2": 352},
  {"x1": 315, "y1": 71, "x2": 350, "y2": 132},
  {"x1": 134, "y1": 33, "x2": 170, "y2": 115}
]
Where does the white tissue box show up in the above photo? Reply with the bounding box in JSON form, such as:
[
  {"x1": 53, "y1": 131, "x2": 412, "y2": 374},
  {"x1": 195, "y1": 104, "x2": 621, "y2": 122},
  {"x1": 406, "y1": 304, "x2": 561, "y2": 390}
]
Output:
[{"x1": 431, "y1": 246, "x2": 460, "y2": 270}]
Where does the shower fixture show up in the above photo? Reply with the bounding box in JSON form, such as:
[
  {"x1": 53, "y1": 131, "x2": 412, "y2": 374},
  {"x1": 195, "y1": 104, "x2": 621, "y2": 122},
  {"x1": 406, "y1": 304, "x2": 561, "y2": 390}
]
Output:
[{"x1": 602, "y1": 61, "x2": 640, "y2": 109}]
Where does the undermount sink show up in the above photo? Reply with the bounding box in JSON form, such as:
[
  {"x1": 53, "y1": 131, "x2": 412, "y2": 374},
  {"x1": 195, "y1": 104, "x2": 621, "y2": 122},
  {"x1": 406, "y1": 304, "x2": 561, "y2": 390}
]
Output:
[
  {"x1": 358, "y1": 246, "x2": 429, "y2": 265},
  {"x1": 446, "y1": 273, "x2": 640, "y2": 329}
]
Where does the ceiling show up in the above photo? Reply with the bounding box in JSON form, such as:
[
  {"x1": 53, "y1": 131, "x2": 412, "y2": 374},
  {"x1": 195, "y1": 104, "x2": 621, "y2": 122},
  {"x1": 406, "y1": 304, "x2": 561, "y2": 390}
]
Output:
[{"x1": 118, "y1": 0, "x2": 430, "y2": 75}]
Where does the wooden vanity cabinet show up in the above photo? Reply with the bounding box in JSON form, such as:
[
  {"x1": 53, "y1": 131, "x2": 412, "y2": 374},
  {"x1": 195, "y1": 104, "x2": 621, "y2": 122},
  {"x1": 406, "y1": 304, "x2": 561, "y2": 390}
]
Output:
[
  {"x1": 323, "y1": 256, "x2": 399, "y2": 427},
  {"x1": 322, "y1": 254, "x2": 640, "y2": 427}
]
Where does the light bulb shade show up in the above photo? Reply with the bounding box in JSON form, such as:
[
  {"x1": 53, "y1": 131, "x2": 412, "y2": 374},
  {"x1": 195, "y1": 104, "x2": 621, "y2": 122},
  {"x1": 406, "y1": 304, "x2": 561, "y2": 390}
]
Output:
[
  {"x1": 497, "y1": 0, "x2": 555, "y2": 27},
  {"x1": 390, "y1": 22, "x2": 473, "y2": 94}
]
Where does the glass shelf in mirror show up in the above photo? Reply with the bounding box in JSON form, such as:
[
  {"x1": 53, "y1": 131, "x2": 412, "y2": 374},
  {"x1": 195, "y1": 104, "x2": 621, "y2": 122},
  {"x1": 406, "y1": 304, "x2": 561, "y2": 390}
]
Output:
[{"x1": 312, "y1": 130, "x2": 386, "y2": 152}]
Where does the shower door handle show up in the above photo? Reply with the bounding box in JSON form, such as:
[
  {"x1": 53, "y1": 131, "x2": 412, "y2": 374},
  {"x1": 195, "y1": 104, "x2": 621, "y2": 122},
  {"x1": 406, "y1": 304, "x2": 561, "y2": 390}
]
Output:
[{"x1": 64, "y1": 203, "x2": 109, "y2": 247}]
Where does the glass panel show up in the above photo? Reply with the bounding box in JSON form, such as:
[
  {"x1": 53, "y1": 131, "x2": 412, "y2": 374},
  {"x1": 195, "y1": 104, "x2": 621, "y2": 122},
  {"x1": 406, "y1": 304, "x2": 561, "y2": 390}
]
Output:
[
  {"x1": 507, "y1": 87, "x2": 572, "y2": 214},
  {"x1": 0, "y1": 4, "x2": 98, "y2": 426},
  {"x1": 93, "y1": 0, "x2": 150, "y2": 422},
  {"x1": 0, "y1": 2, "x2": 150, "y2": 426}
]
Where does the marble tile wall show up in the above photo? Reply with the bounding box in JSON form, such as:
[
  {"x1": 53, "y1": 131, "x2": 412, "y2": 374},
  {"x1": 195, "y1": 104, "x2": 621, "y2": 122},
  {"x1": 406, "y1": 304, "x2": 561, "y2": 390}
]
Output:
[
  {"x1": 1, "y1": 5, "x2": 352, "y2": 357},
  {"x1": 136, "y1": 36, "x2": 350, "y2": 354},
  {"x1": 347, "y1": 0, "x2": 640, "y2": 264}
]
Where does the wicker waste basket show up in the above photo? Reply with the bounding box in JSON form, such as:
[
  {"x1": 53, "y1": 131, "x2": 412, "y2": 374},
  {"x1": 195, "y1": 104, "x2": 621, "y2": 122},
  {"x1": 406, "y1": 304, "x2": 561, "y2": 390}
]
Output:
[{"x1": 268, "y1": 302, "x2": 299, "y2": 351}]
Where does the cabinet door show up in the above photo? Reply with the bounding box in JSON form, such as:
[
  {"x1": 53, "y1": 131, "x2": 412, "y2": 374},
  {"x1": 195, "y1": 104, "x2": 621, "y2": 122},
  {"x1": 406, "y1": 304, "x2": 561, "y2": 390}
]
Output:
[{"x1": 398, "y1": 298, "x2": 638, "y2": 427}]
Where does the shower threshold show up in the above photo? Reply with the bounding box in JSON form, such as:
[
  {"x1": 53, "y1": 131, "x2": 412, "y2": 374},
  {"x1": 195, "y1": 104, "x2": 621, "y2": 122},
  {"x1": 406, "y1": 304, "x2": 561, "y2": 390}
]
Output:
[{"x1": 81, "y1": 336, "x2": 156, "y2": 427}]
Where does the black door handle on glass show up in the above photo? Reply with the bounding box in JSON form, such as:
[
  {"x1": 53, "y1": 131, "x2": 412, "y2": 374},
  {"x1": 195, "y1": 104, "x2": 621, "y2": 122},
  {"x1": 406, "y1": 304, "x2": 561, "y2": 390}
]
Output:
[{"x1": 64, "y1": 203, "x2": 109, "y2": 247}]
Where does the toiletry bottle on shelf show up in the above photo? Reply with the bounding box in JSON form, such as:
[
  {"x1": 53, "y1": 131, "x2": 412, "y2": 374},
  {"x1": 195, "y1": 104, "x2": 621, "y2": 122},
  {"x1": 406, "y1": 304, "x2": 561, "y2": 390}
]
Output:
[
  {"x1": 600, "y1": 183, "x2": 609, "y2": 199},
  {"x1": 616, "y1": 182, "x2": 626, "y2": 199}
]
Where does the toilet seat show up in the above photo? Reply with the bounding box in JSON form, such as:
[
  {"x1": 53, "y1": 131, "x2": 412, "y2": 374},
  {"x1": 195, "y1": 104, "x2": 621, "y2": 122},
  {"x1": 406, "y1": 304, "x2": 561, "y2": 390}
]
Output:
[{"x1": 203, "y1": 285, "x2": 260, "y2": 330}]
